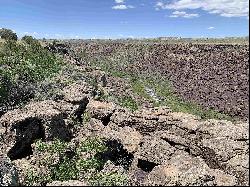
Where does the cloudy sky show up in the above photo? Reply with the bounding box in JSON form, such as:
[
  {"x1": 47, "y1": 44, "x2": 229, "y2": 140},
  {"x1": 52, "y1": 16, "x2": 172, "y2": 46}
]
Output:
[{"x1": 0, "y1": 0, "x2": 249, "y2": 39}]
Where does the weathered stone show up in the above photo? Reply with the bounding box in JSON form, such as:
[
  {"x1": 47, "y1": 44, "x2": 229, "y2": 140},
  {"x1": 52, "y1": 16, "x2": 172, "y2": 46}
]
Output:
[
  {"x1": 144, "y1": 152, "x2": 237, "y2": 186},
  {"x1": 101, "y1": 160, "x2": 126, "y2": 174},
  {"x1": 197, "y1": 119, "x2": 249, "y2": 140},
  {"x1": 0, "y1": 100, "x2": 74, "y2": 127},
  {"x1": 169, "y1": 112, "x2": 202, "y2": 132},
  {"x1": 0, "y1": 155, "x2": 18, "y2": 186},
  {"x1": 0, "y1": 78, "x2": 249, "y2": 186},
  {"x1": 102, "y1": 126, "x2": 142, "y2": 154},
  {"x1": 62, "y1": 82, "x2": 92, "y2": 104},
  {"x1": 0, "y1": 100, "x2": 73, "y2": 160},
  {"x1": 201, "y1": 137, "x2": 247, "y2": 162},
  {"x1": 86, "y1": 100, "x2": 116, "y2": 123},
  {"x1": 137, "y1": 136, "x2": 176, "y2": 165}
]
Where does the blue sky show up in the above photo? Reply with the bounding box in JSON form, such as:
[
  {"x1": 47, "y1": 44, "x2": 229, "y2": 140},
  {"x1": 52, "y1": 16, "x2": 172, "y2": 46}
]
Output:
[{"x1": 0, "y1": 0, "x2": 249, "y2": 39}]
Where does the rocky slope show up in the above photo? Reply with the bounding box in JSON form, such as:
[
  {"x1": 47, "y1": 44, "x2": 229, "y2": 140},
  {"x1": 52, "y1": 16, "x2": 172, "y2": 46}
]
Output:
[
  {"x1": 0, "y1": 74, "x2": 249, "y2": 186},
  {"x1": 69, "y1": 41, "x2": 249, "y2": 120}
]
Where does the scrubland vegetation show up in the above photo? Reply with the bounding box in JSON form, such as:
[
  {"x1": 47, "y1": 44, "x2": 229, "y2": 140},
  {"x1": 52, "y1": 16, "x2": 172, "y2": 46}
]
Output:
[
  {"x1": 0, "y1": 29, "x2": 249, "y2": 186},
  {"x1": 0, "y1": 30, "x2": 62, "y2": 115}
]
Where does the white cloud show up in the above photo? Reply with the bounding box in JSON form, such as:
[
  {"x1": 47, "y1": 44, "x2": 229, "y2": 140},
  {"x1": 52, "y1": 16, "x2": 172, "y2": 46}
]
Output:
[
  {"x1": 112, "y1": 4, "x2": 134, "y2": 10},
  {"x1": 156, "y1": 0, "x2": 249, "y2": 18},
  {"x1": 207, "y1": 26, "x2": 215, "y2": 30},
  {"x1": 23, "y1": 31, "x2": 39, "y2": 36},
  {"x1": 112, "y1": 0, "x2": 135, "y2": 10},
  {"x1": 169, "y1": 10, "x2": 199, "y2": 18},
  {"x1": 115, "y1": 0, "x2": 125, "y2": 3}
]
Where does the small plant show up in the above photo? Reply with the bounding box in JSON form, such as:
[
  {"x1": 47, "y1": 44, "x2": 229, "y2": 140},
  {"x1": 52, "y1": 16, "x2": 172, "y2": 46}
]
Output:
[
  {"x1": 35, "y1": 139, "x2": 67, "y2": 154},
  {"x1": 118, "y1": 96, "x2": 138, "y2": 112},
  {"x1": 50, "y1": 157, "x2": 79, "y2": 181},
  {"x1": 82, "y1": 112, "x2": 91, "y2": 123},
  {"x1": 26, "y1": 138, "x2": 109, "y2": 185},
  {"x1": 77, "y1": 137, "x2": 107, "y2": 154},
  {"x1": 25, "y1": 167, "x2": 53, "y2": 186},
  {"x1": 77, "y1": 157, "x2": 105, "y2": 171},
  {"x1": 34, "y1": 139, "x2": 48, "y2": 152},
  {"x1": 89, "y1": 172, "x2": 128, "y2": 186},
  {"x1": 0, "y1": 33, "x2": 63, "y2": 111}
]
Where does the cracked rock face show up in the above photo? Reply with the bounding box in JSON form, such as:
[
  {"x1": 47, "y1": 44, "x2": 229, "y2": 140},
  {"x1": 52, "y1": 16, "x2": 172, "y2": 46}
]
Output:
[
  {"x1": 144, "y1": 152, "x2": 237, "y2": 186},
  {"x1": 73, "y1": 42, "x2": 249, "y2": 120},
  {"x1": 0, "y1": 100, "x2": 74, "y2": 160},
  {"x1": 84, "y1": 103, "x2": 249, "y2": 186},
  {"x1": 0, "y1": 81, "x2": 249, "y2": 186}
]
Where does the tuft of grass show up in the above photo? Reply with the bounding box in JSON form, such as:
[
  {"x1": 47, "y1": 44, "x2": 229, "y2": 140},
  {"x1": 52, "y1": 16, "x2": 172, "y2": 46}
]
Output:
[
  {"x1": 118, "y1": 96, "x2": 138, "y2": 112},
  {"x1": 141, "y1": 75, "x2": 233, "y2": 121}
]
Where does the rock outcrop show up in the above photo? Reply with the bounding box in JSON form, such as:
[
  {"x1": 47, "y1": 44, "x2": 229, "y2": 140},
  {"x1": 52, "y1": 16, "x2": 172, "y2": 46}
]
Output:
[{"x1": 0, "y1": 82, "x2": 249, "y2": 186}]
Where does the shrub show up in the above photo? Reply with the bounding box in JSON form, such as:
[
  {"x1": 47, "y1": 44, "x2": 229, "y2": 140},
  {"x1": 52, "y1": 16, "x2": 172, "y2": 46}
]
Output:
[
  {"x1": 24, "y1": 138, "x2": 109, "y2": 185},
  {"x1": 89, "y1": 172, "x2": 128, "y2": 186},
  {"x1": 118, "y1": 96, "x2": 138, "y2": 112},
  {"x1": 22, "y1": 35, "x2": 39, "y2": 45},
  {"x1": 0, "y1": 35, "x2": 62, "y2": 112},
  {"x1": 82, "y1": 112, "x2": 91, "y2": 123},
  {"x1": 0, "y1": 28, "x2": 18, "y2": 41}
]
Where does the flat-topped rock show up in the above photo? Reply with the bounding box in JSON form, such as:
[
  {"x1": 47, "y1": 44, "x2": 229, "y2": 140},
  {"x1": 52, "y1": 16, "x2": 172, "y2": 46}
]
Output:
[{"x1": 62, "y1": 82, "x2": 92, "y2": 104}]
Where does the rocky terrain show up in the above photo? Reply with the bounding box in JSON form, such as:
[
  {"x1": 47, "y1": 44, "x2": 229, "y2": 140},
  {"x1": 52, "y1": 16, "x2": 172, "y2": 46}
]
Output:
[
  {"x1": 68, "y1": 41, "x2": 249, "y2": 121},
  {"x1": 0, "y1": 38, "x2": 249, "y2": 186},
  {"x1": 0, "y1": 62, "x2": 249, "y2": 186}
]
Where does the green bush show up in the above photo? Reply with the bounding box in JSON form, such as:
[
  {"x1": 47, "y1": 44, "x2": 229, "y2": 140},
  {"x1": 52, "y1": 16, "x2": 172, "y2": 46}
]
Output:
[
  {"x1": 76, "y1": 137, "x2": 107, "y2": 154},
  {"x1": 0, "y1": 35, "x2": 62, "y2": 111},
  {"x1": 89, "y1": 172, "x2": 128, "y2": 186},
  {"x1": 51, "y1": 157, "x2": 79, "y2": 181},
  {"x1": 25, "y1": 138, "x2": 109, "y2": 185},
  {"x1": 0, "y1": 28, "x2": 18, "y2": 41},
  {"x1": 22, "y1": 35, "x2": 40, "y2": 45}
]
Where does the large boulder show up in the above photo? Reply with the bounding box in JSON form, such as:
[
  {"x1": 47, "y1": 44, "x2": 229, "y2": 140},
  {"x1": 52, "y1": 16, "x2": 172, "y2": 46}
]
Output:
[
  {"x1": 136, "y1": 136, "x2": 176, "y2": 165},
  {"x1": 144, "y1": 152, "x2": 237, "y2": 186},
  {"x1": 62, "y1": 82, "x2": 92, "y2": 104},
  {"x1": 0, "y1": 100, "x2": 74, "y2": 160},
  {"x1": 86, "y1": 100, "x2": 116, "y2": 125}
]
